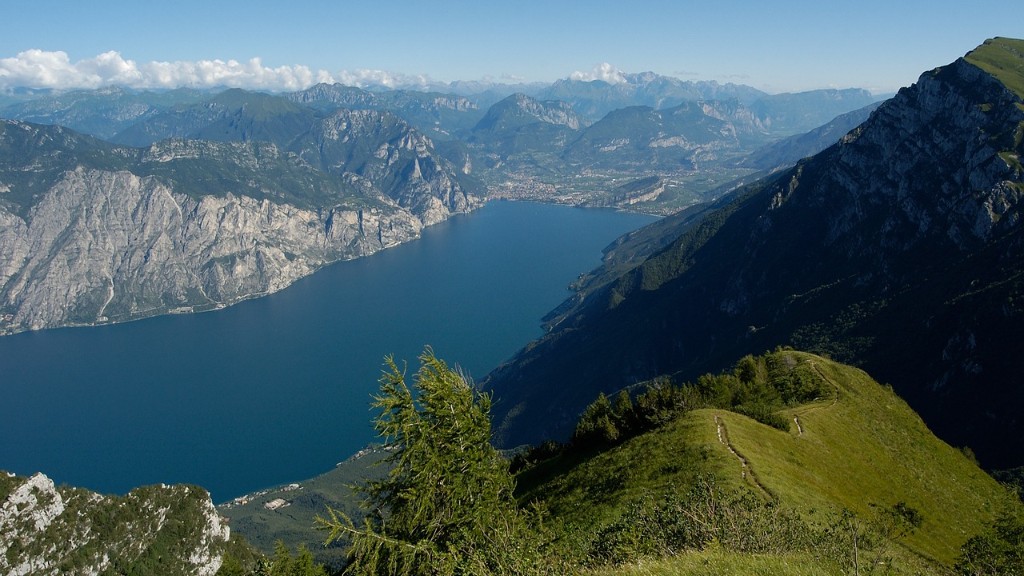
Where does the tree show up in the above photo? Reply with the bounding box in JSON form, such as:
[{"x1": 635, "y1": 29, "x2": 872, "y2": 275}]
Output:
[
  {"x1": 261, "y1": 541, "x2": 328, "y2": 576},
  {"x1": 573, "y1": 392, "x2": 619, "y2": 445},
  {"x1": 317, "y1": 348, "x2": 542, "y2": 575},
  {"x1": 955, "y1": 505, "x2": 1024, "y2": 576}
]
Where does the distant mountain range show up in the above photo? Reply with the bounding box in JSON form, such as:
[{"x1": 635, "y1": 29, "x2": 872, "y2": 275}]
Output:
[
  {"x1": 485, "y1": 37, "x2": 1024, "y2": 472},
  {"x1": 0, "y1": 68, "x2": 885, "y2": 335}
]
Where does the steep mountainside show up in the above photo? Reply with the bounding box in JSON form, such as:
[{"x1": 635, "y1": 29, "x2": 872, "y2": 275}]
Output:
[
  {"x1": 0, "y1": 472, "x2": 230, "y2": 576},
  {"x1": 0, "y1": 120, "x2": 440, "y2": 334},
  {"x1": 563, "y1": 100, "x2": 770, "y2": 171},
  {"x1": 296, "y1": 108, "x2": 477, "y2": 225},
  {"x1": 110, "y1": 90, "x2": 478, "y2": 224},
  {"x1": 740, "y1": 102, "x2": 882, "y2": 170},
  {"x1": 0, "y1": 86, "x2": 208, "y2": 140},
  {"x1": 217, "y1": 350, "x2": 1013, "y2": 572},
  {"x1": 486, "y1": 38, "x2": 1024, "y2": 469}
]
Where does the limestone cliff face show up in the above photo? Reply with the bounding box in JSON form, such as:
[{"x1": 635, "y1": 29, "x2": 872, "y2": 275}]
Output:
[
  {"x1": 304, "y1": 108, "x2": 479, "y2": 226},
  {"x1": 0, "y1": 472, "x2": 230, "y2": 576},
  {"x1": 0, "y1": 107, "x2": 483, "y2": 335},
  {"x1": 0, "y1": 165, "x2": 422, "y2": 334}
]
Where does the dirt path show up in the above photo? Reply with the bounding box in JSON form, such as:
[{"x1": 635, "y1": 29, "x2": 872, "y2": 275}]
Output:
[
  {"x1": 808, "y1": 361, "x2": 840, "y2": 408},
  {"x1": 788, "y1": 361, "x2": 842, "y2": 438},
  {"x1": 714, "y1": 415, "x2": 771, "y2": 497}
]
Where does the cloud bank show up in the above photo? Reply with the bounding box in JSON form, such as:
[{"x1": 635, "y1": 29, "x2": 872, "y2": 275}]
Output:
[
  {"x1": 570, "y1": 62, "x2": 627, "y2": 84},
  {"x1": 0, "y1": 49, "x2": 444, "y2": 92}
]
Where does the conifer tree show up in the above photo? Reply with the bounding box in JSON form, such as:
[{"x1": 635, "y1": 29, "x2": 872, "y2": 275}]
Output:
[{"x1": 318, "y1": 348, "x2": 542, "y2": 575}]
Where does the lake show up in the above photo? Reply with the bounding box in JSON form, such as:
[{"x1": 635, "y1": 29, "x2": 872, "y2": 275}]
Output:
[{"x1": 0, "y1": 201, "x2": 655, "y2": 501}]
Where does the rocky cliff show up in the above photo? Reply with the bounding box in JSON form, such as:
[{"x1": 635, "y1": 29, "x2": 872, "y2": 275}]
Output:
[
  {"x1": 0, "y1": 472, "x2": 230, "y2": 576},
  {"x1": 0, "y1": 119, "x2": 471, "y2": 335}
]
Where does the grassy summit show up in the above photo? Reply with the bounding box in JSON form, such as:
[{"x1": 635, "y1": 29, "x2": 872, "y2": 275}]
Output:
[
  {"x1": 965, "y1": 37, "x2": 1024, "y2": 98},
  {"x1": 516, "y1": 351, "x2": 1012, "y2": 573}
]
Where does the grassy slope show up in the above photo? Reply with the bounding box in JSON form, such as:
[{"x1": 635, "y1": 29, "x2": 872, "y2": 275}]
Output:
[
  {"x1": 519, "y1": 351, "x2": 1010, "y2": 572},
  {"x1": 965, "y1": 37, "x2": 1024, "y2": 99},
  {"x1": 717, "y1": 354, "x2": 1005, "y2": 565},
  {"x1": 225, "y1": 352, "x2": 1010, "y2": 573},
  {"x1": 217, "y1": 448, "x2": 386, "y2": 568},
  {"x1": 588, "y1": 549, "x2": 841, "y2": 576}
]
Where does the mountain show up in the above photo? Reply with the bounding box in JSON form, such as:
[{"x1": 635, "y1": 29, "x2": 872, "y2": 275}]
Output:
[
  {"x1": 535, "y1": 73, "x2": 767, "y2": 121},
  {"x1": 287, "y1": 83, "x2": 485, "y2": 140},
  {"x1": 0, "y1": 86, "x2": 209, "y2": 140},
  {"x1": 111, "y1": 89, "x2": 478, "y2": 224},
  {"x1": 1, "y1": 472, "x2": 231, "y2": 576},
  {"x1": 740, "y1": 102, "x2": 883, "y2": 171},
  {"x1": 562, "y1": 100, "x2": 770, "y2": 171},
  {"x1": 216, "y1": 350, "x2": 1014, "y2": 572},
  {"x1": 485, "y1": 37, "x2": 1024, "y2": 470},
  {"x1": 473, "y1": 93, "x2": 584, "y2": 133},
  {"x1": 749, "y1": 87, "x2": 883, "y2": 134},
  {"x1": 467, "y1": 93, "x2": 584, "y2": 164},
  {"x1": 0, "y1": 119, "x2": 455, "y2": 334}
]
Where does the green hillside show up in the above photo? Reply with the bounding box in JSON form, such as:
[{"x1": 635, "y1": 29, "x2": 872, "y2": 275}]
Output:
[
  {"x1": 966, "y1": 37, "x2": 1024, "y2": 98},
  {"x1": 515, "y1": 351, "x2": 1012, "y2": 573},
  {"x1": 237, "y1": 350, "x2": 1019, "y2": 574}
]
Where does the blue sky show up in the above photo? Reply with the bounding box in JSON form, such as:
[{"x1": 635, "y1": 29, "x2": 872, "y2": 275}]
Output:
[{"x1": 0, "y1": 0, "x2": 1018, "y2": 93}]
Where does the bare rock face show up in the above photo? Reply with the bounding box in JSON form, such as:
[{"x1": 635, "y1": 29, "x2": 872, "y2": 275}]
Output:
[
  {"x1": 0, "y1": 472, "x2": 230, "y2": 576},
  {"x1": 304, "y1": 108, "x2": 479, "y2": 225},
  {"x1": 0, "y1": 166, "x2": 423, "y2": 334}
]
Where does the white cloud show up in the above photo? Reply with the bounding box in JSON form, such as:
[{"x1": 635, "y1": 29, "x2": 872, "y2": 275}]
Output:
[
  {"x1": 333, "y1": 68, "x2": 436, "y2": 90},
  {"x1": 0, "y1": 49, "x2": 341, "y2": 91},
  {"x1": 570, "y1": 62, "x2": 627, "y2": 84}
]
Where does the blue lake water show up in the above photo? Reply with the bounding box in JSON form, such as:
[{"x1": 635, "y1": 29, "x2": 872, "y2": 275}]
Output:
[{"x1": 0, "y1": 201, "x2": 655, "y2": 501}]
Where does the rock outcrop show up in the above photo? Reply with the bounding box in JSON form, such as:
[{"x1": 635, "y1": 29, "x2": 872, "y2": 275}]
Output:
[
  {"x1": 0, "y1": 116, "x2": 477, "y2": 335},
  {"x1": 0, "y1": 472, "x2": 230, "y2": 576},
  {"x1": 0, "y1": 166, "x2": 421, "y2": 333}
]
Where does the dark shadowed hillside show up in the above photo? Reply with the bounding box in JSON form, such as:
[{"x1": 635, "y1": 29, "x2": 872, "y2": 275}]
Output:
[{"x1": 486, "y1": 38, "x2": 1024, "y2": 470}]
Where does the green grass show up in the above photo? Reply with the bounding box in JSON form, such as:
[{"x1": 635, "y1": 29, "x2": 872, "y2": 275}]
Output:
[
  {"x1": 715, "y1": 354, "x2": 1007, "y2": 565},
  {"x1": 966, "y1": 37, "x2": 1024, "y2": 99},
  {"x1": 517, "y1": 351, "x2": 1012, "y2": 572},
  {"x1": 585, "y1": 548, "x2": 841, "y2": 576},
  {"x1": 515, "y1": 414, "x2": 722, "y2": 530},
  {"x1": 226, "y1": 352, "x2": 1014, "y2": 573},
  {"x1": 218, "y1": 448, "x2": 387, "y2": 569}
]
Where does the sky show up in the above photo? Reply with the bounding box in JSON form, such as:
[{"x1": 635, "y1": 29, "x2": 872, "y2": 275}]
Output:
[{"x1": 0, "y1": 0, "x2": 1019, "y2": 95}]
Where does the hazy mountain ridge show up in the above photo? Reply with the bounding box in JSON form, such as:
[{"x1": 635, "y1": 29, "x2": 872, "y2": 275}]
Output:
[
  {"x1": 1, "y1": 71, "x2": 886, "y2": 215},
  {"x1": 534, "y1": 73, "x2": 769, "y2": 121},
  {"x1": 486, "y1": 39, "x2": 1024, "y2": 469},
  {"x1": 0, "y1": 86, "x2": 209, "y2": 140},
  {"x1": 740, "y1": 102, "x2": 883, "y2": 170}
]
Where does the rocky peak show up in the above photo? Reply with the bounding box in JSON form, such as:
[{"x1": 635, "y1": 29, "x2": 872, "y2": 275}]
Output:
[
  {"x1": 474, "y1": 93, "x2": 584, "y2": 132},
  {"x1": 0, "y1": 472, "x2": 230, "y2": 576},
  {"x1": 771, "y1": 55, "x2": 1024, "y2": 262}
]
